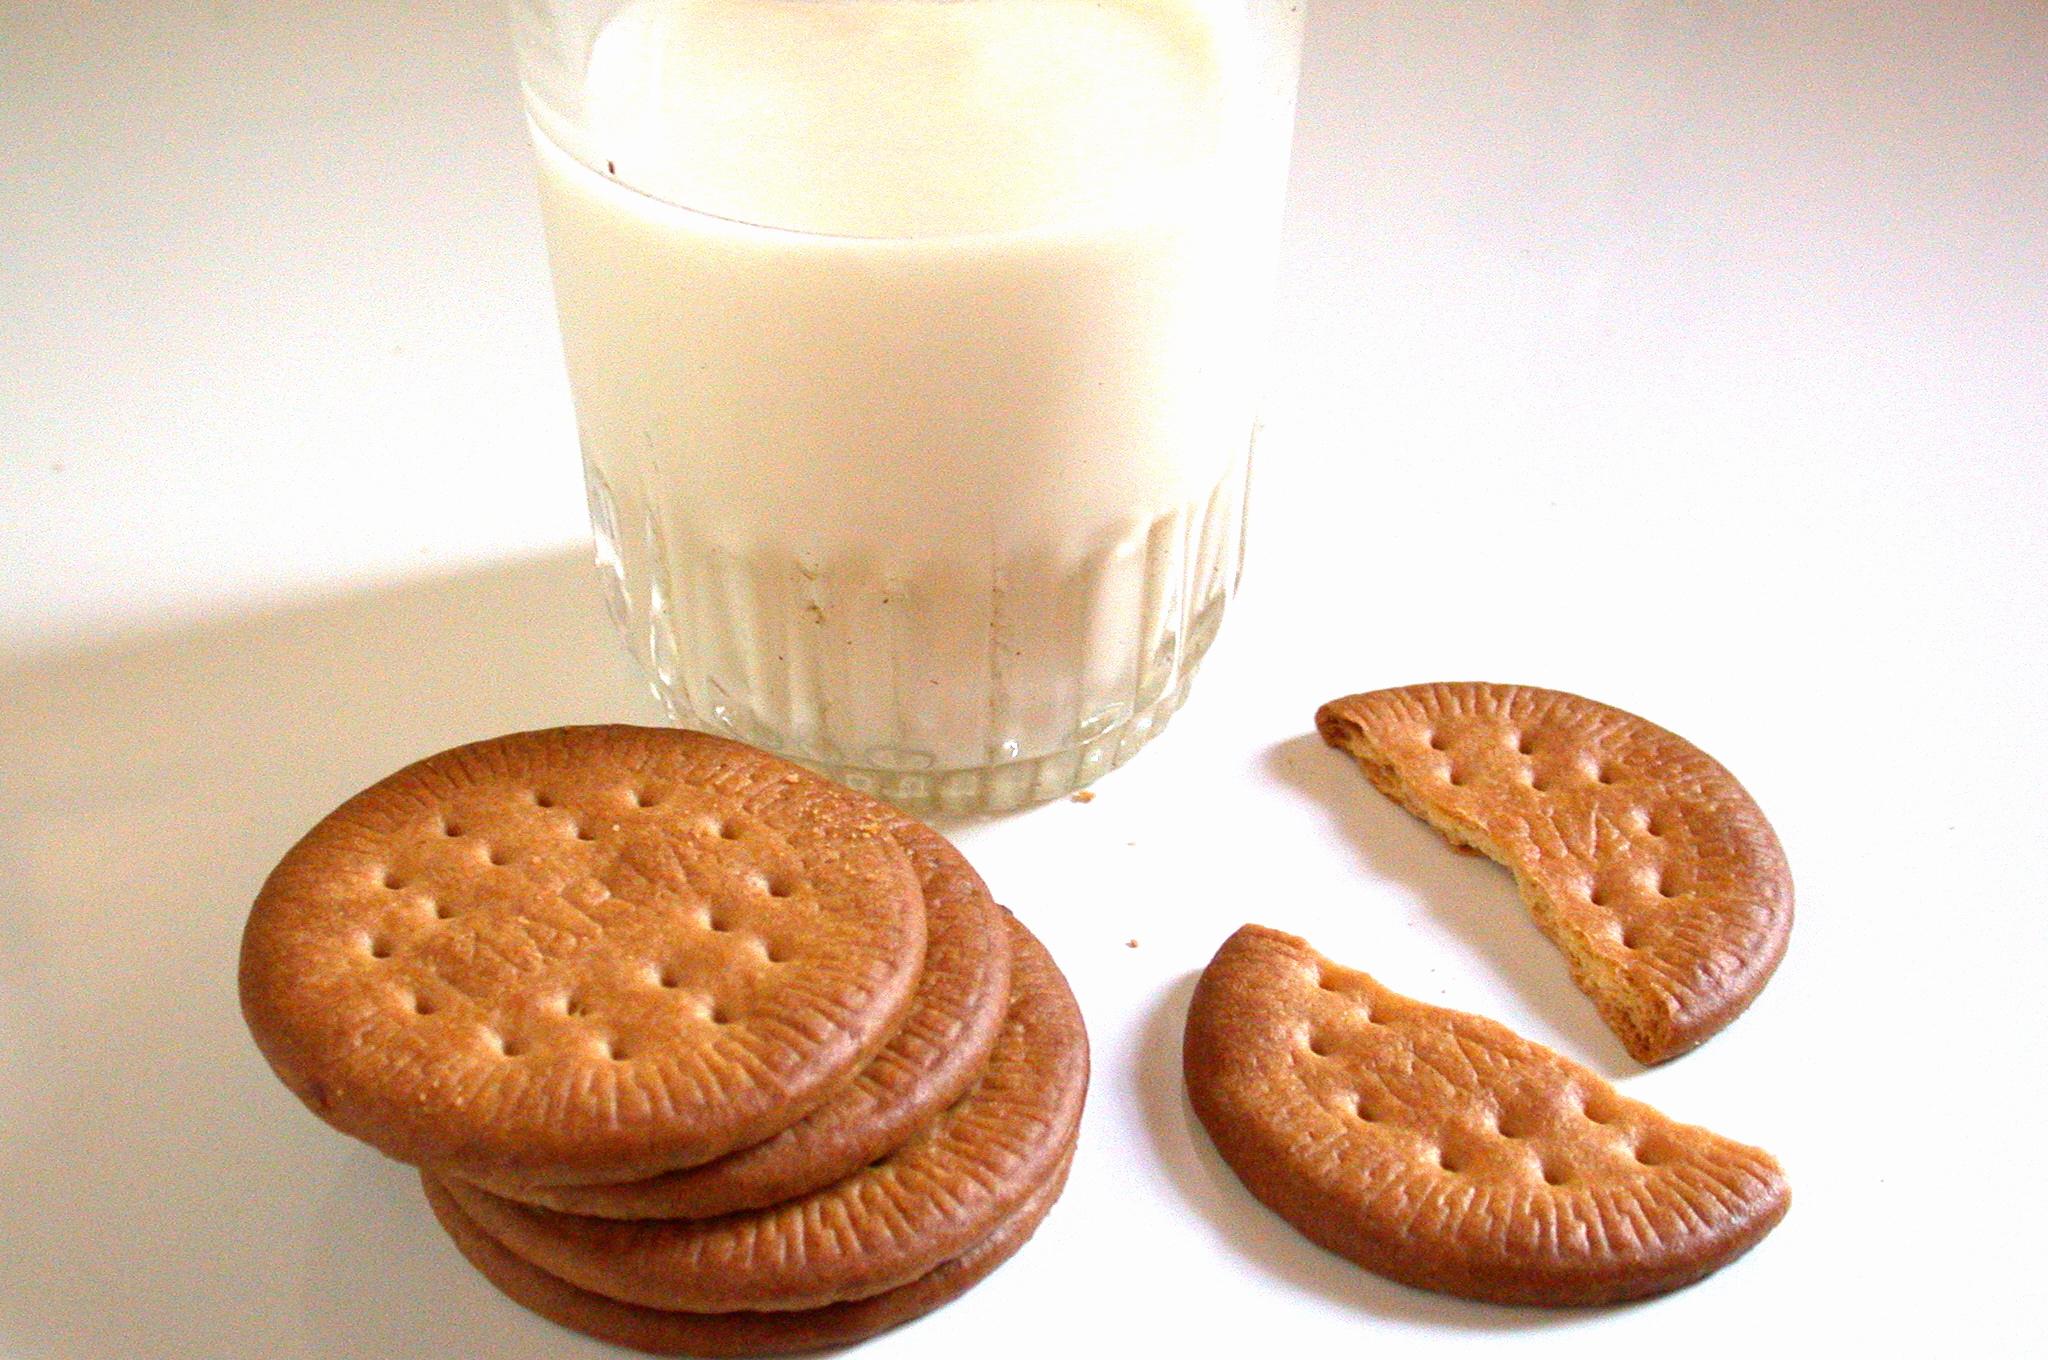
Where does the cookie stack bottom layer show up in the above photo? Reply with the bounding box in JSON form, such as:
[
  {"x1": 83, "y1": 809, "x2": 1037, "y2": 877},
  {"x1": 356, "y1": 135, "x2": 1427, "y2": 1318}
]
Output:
[
  {"x1": 424, "y1": 1153, "x2": 1074, "y2": 1357},
  {"x1": 422, "y1": 915, "x2": 1088, "y2": 1352}
]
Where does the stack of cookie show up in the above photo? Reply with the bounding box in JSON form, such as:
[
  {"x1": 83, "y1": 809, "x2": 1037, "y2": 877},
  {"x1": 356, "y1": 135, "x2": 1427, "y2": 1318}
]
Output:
[{"x1": 240, "y1": 726, "x2": 1088, "y2": 1355}]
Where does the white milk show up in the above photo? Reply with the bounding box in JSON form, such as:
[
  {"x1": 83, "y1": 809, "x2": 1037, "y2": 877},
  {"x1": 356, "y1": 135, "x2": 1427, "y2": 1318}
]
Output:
[{"x1": 532, "y1": 0, "x2": 1297, "y2": 809}]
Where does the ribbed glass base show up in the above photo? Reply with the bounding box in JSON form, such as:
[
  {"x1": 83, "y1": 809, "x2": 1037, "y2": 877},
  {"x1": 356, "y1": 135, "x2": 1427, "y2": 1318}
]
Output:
[
  {"x1": 672, "y1": 615, "x2": 1214, "y2": 813},
  {"x1": 590, "y1": 445, "x2": 1248, "y2": 815}
]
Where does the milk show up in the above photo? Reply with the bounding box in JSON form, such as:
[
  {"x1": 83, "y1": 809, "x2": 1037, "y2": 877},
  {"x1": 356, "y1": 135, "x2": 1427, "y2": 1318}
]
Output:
[{"x1": 530, "y1": 0, "x2": 1298, "y2": 809}]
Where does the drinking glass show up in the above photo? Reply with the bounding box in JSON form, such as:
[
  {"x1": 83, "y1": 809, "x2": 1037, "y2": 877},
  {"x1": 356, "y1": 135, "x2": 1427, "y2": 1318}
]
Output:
[{"x1": 510, "y1": 0, "x2": 1305, "y2": 812}]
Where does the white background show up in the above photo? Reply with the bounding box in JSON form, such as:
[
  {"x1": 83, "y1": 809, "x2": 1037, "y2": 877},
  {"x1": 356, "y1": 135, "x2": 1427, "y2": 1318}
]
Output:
[{"x1": 4, "y1": 2, "x2": 2045, "y2": 1355}]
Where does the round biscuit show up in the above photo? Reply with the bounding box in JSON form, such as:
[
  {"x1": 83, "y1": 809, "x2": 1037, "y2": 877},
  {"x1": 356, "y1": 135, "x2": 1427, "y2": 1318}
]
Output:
[{"x1": 239, "y1": 725, "x2": 927, "y2": 1183}]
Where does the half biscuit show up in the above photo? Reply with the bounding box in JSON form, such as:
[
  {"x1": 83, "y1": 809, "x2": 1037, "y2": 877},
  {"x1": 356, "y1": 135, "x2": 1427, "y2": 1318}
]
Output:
[
  {"x1": 1317, "y1": 682, "x2": 1792, "y2": 1062},
  {"x1": 1185, "y1": 924, "x2": 1790, "y2": 1305}
]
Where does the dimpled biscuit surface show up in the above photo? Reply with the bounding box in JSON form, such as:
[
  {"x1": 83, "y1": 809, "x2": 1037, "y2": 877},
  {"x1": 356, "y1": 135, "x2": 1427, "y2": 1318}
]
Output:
[
  {"x1": 421, "y1": 1152, "x2": 1073, "y2": 1356},
  {"x1": 440, "y1": 915, "x2": 1087, "y2": 1313},
  {"x1": 1317, "y1": 682, "x2": 1792, "y2": 1063},
  {"x1": 466, "y1": 812, "x2": 1012, "y2": 1219},
  {"x1": 1185, "y1": 925, "x2": 1790, "y2": 1306},
  {"x1": 239, "y1": 725, "x2": 927, "y2": 1184}
]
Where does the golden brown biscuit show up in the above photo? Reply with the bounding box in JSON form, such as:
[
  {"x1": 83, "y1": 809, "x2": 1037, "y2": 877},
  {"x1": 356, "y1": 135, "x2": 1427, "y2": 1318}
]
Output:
[
  {"x1": 1185, "y1": 925, "x2": 1790, "y2": 1305},
  {"x1": 421, "y1": 1151, "x2": 1073, "y2": 1356},
  {"x1": 239, "y1": 725, "x2": 926, "y2": 1184},
  {"x1": 1316, "y1": 683, "x2": 1792, "y2": 1062},
  {"x1": 439, "y1": 915, "x2": 1087, "y2": 1313},
  {"x1": 463, "y1": 813, "x2": 1011, "y2": 1218}
]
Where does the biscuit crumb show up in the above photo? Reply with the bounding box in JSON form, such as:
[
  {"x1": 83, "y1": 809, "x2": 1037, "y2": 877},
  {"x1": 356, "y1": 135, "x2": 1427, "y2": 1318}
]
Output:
[
  {"x1": 1125, "y1": 938, "x2": 1138, "y2": 949},
  {"x1": 1069, "y1": 791, "x2": 1095, "y2": 804}
]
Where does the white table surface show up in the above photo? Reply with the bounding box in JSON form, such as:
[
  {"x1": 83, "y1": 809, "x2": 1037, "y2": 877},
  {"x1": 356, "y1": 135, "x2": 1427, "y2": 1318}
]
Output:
[{"x1": 4, "y1": 2, "x2": 2045, "y2": 1355}]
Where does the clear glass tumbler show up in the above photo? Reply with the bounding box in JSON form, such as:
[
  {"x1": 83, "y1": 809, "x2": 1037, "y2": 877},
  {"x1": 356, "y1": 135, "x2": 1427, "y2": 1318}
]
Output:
[{"x1": 511, "y1": 0, "x2": 1304, "y2": 812}]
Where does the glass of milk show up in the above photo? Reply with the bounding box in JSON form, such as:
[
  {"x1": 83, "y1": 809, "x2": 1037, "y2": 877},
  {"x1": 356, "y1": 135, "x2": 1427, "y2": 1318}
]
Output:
[{"x1": 511, "y1": 0, "x2": 1304, "y2": 813}]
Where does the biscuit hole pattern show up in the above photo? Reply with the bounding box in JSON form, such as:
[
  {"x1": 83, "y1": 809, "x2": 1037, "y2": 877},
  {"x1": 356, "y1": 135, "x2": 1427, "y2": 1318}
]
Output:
[
  {"x1": 560, "y1": 994, "x2": 587, "y2": 1017},
  {"x1": 1445, "y1": 763, "x2": 1467, "y2": 787},
  {"x1": 430, "y1": 899, "x2": 453, "y2": 921},
  {"x1": 381, "y1": 871, "x2": 405, "y2": 890},
  {"x1": 1515, "y1": 731, "x2": 1536, "y2": 755},
  {"x1": 633, "y1": 788, "x2": 660, "y2": 808},
  {"x1": 572, "y1": 822, "x2": 596, "y2": 841},
  {"x1": 601, "y1": 1039, "x2": 629, "y2": 1061},
  {"x1": 533, "y1": 791, "x2": 556, "y2": 808},
  {"x1": 366, "y1": 934, "x2": 393, "y2": 959},
  {"x1": 1594, "y1": 763, "x2": 1616, "y2": 785},
  {"x1": 411, "y1": 994, "x2": 437, "y2": 1016},
  {"x1": 656, "y1": 967, "x2": 681, "y2": 989},
  {"x1": 485, "y1": 845, "x2": 510, "y2": 866},
  {"x1": 1307, "y1": 1031, "x2": 1332, "y2": 1057},
  {"x1": 441, "y1": 820, "x2": 463, "y2": 838},
  {"x1": 1426, "y1": 730, "x2": 1447, "y2": 751},
  {"x1": 757, "y1": 874, "x2": 795, "y2": 899},
  {"x1": 493, "y1": 1033, "x2": 526, "y2": 1058},
  {"x1": 1436, "y1": 1149, "x2": 1463, "y2": 1174},
  {"x1": 1542, "y1": 1162, "x2": 1571, "y2": 1187},
  {"x1": 718, "y1": 821, "x2": 743, "y2": 840}
]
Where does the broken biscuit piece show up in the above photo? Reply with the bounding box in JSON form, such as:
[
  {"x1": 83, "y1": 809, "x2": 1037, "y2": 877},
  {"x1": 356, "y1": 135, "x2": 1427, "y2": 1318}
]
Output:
[
  {"x1": 1184, "y1": 924, "x2": 1790, "y2": 1305},
  {"x1": 1317, "y1": 683, "x2": 1792, "y2": 1063}
]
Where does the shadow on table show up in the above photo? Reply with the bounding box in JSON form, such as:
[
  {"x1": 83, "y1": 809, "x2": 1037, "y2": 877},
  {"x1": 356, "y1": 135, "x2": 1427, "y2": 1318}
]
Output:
[
  {"x1": 1262, "y1": 733, "x2": 1634, "y2": 1074},
  {"x1": 0, "y1": 549, "x2": 656, "y2": 1359},
  {"x1": 1135, "y1": 972, "x2": 1584, "y2": 1331}
]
